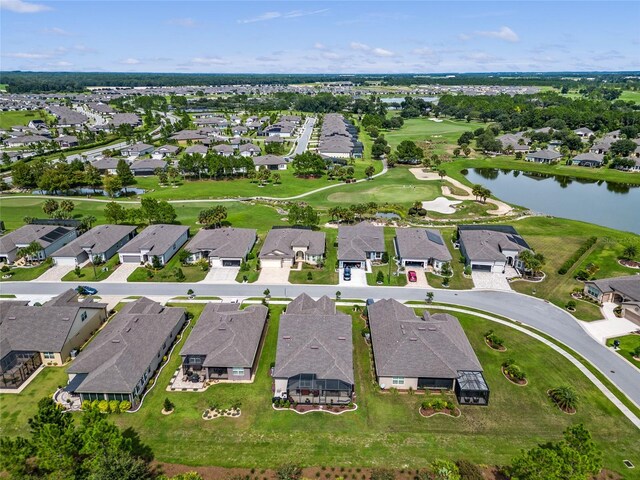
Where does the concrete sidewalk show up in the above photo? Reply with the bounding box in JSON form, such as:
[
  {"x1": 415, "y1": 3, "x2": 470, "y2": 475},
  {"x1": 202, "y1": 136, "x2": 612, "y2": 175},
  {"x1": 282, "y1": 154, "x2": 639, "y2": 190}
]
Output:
[{"x1": 581, "y1": 303, "x2": 640, "y2": 344}]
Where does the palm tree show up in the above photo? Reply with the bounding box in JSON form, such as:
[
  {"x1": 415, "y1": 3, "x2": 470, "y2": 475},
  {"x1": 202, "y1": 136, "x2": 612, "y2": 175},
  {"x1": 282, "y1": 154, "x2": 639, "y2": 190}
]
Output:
[
  {"x1": 623, "y1": 245, "x2": 637, "y2": 260},
  {"x1": 549, "y1": 386, "x2": 578, "y2": 412},
  {"x1": 471, "y1": 184, "x2": 483, "y2": 201},
  {"x1": 480, "y1": 187, "x2": 491, "y2": 204},
  {"x1": 17, "y1": 241, "x2": 42, "y2": 264},
  {"x1": 438, "y1": 169, "x2": 446, "y2": 180}
]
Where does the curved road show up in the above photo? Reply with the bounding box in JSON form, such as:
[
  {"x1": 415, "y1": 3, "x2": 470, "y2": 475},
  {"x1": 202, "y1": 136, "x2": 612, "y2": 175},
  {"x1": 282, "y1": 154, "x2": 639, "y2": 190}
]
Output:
[{"x1": 3, "y1": 281, "x2": 639, "y2": 408}]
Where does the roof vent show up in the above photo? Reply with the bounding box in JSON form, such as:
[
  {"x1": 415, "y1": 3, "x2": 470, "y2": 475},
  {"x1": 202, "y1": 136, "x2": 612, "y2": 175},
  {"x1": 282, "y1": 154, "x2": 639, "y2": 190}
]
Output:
[
  {"x1": 218, "y1": 326, "x2": 226, "y2": 331},
  {"x1": 428, "y1": 326, "x2": 437, "y2": 331},
  {"x1": 8, "y1": 316, "x2": 16, "y2": 320},
  {"x1": 417, "y1": 326, "x2": 426, "y2": 331},
  {"x1": 283, "y1": 335, "x2": 291, "y2": 339},
  {"x1": 409, "y1": 337, "x2": 418, "y2": 341},
  {"x1": 310, "y1": 345, "x2": 319, "y2": 349},
  {"x1": 125, "y1": 327, "x2": 131, "y2": 332},
  {"x1": 111, "y1": 339, "x2": 121, "y2": 343},
  {"x1": 62, "y1": 317, "x2": 70, "y2": 321},
  {"x1": 338, "y1": 336, "x2": 346, "y2": 340}
]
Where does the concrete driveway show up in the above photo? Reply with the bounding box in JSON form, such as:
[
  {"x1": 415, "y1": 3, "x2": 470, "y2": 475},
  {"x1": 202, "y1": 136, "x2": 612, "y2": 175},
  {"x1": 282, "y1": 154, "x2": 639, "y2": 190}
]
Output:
[
  {"x1": 406, "y1": 269, "x2": 429, "y2": 288},
  {"x1": 472, "y1": 271, "x2": 512, "y2": 291},
  {"x1": 339, "y1": 268, "x2": 367, "y2": 286},
  {"x1": 101, "y1": 263, "x2": 139, "y2": 283},
  {"x1": 201, "y1": 267, "x2": 240, "y2": 284},
  {"x1": 34, "y1": 264, "x2": 75, "y2": 282},
  {"x1": 580, "y1": 302, "x2": 640, "y2": 344},
  {"x1": 256, "y1": 266, "x2": 291, "y2": 284}
]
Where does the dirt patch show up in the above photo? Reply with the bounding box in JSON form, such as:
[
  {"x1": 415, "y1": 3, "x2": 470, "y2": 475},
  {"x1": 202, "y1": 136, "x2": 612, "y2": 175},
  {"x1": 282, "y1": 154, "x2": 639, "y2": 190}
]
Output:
[{"x1": 619, "y1": 259, "x2": 640, "y2": 269}]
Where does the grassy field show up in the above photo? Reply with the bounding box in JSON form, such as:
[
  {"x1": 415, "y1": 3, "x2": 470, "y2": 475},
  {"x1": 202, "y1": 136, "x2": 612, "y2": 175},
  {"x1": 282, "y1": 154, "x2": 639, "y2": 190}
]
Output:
[
  {"x1": 0, "y1": 304, "x2": 637, "y2": 473},
  {"x1": 620, "y1": 90, "x2": 640, "y2": 104},
  {"x1": 61, "y1": 254, "x2": 120, "y2": 282},
  {"x1": 510, "y1": 217, "x2": 638, "y2": 321},
  {"x1": 288, "y1": 229, "x2": 338, "y2": 285},
  {"x1": 127, "y1": 249, "x2": 208, "y2": 283},
  {"x1": 0, "y1": 258, "x2": 52, "y2": 282},
  {"x1": 606, "y1": 334, "x2": 640, "y2": 368},
  {"x1": 0, "y1": 110, "x2": 47, "y2": 129}
]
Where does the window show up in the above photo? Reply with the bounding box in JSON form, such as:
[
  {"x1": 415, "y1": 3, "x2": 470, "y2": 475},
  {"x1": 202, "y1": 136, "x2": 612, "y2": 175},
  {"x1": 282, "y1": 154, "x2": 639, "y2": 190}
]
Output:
[
  {"x1": 81, "y1": 311, "x2": 88, "y2": 322},
  {"x1": 232, "y1": 368, "x2": 245, "y2": 376},
  {"x1": 43, "y1": 352, "x2": 55, "y2": 360},
  {"x1": 189, "y1": 357, "x2": 202, "y2": 365},
  {"x1": 392, "y1": 377, "x2": 404, "y2": 386}
]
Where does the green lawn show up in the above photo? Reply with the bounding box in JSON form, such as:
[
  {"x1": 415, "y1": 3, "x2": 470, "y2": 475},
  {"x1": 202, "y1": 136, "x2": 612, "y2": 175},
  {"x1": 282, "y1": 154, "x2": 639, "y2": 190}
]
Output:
[
  {"x1": 127, "y1": 249, "x2": 208, "y2": 283},
  {"x1": 1, "y1": 305, "x2": 637, "y2": 473},
  {"x1": 288, "y1": 229, "x2": 338, "y2": 285},
  {"x1": 61, "y1": 254, "x2": 121, "y2": 282},
  {"x1": 606, "y1": 334, "x2": 640, "y2": 367},
  {"x1": 0, "y1": 258, "x2": 52, "y2": 282},
  {"x1": 0, "y1": 110, "x2": 48, "y2": 130},
  {"x1": 619, "y1": 90, "x2": 640, "y2": 104},
  {"x1": 366, "y1": 228, "x2": 407, "y2": 287}
]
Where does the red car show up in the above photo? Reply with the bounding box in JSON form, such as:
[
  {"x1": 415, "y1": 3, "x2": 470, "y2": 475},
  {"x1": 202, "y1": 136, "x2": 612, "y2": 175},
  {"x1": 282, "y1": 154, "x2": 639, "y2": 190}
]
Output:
[{"x1": 408, "y1": 270, "x2": 417, "y2": 282}]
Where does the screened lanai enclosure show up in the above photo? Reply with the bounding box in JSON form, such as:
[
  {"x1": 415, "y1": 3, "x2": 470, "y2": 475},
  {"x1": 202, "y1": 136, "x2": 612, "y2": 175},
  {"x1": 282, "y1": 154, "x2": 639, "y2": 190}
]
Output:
[
  {"x1": 455, "y1": 370, "x2": 490, "y2": 405},
  {"x1": 286, "y1": 374, "x2": 353, "y2": 405}
]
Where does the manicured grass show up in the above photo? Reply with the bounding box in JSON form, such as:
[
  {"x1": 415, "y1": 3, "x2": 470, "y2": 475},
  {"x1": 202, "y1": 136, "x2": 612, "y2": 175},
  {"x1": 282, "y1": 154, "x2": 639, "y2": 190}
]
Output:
[
  {"x1": 235, "y1": 238, "x2": 263, "y2": 283},
  {"x1": 606, "y1": 334, "x2": 640, "y2": 367},
  {"x1": 61, "y1": 254, "x2": 121, "y2": 282},
  {"x1": 2, "y1": 306, "x2": 637, "y2": 472},
  {"x1": 288, "y1": 229, "x2": 338, "y2": 285},
  {"x1": 366, "y1": 228, "x2": 407, "y2": 287},
  {"x1": 0, "y1": 110, "x2": 48, "y2": 130},
  {"x1": 127, "y1": 250, "x2": 208, "y2": 283},
  {"x1": 426, "y1": 228, "x2": 474, "y2": 290},
  {"x1": 619, "y1": 90, "x2": 640, "y2": 104},
  {"x1": 509, "y1": 217, "x2": 638, "y2": 321},
  {"x1": 0, "y1": 259, "x2": 52, "y2": 282}
]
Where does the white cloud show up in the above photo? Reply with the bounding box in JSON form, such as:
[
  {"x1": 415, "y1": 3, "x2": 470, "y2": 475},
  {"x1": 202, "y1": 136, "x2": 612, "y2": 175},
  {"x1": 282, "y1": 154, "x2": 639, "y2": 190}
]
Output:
[
  {"x1": 191, "y1": 56, "x2": 228, "y2": 66},
  {"x1": 350, "y1": 42, "x2": 370, "y2": 51},
  {"x1": 461, "y1": 52, "x2": 503, "y2": 64},
  {"x1": 168, "y1": 17, "x2": 197, "y2": 28},
  {"x1": 238, "y1": 9, "x2": 327, "y2": 24},
  {"x1": 372, "y1": 47, "x2": 394, "y2": 57},
  {"x1": 322, "y1": 52, "x2": 341, "y2": 60},
  {"x1": 3, "y1": 52, "x2": 52, "y2": 59},
  {"x1": 42, "y1": 27, "x2": 70, "y2": 36},
  {"x1": 475, "y1": 26, "x2": 519, "y2": 43},
  {"x1": 458, "y1": 33, "x2": 471, "y2": 41},
  {"x1": 0, "y1": 0, "x2": 51, "y2": 13},
  {"x1": 120, "y1": 58, "x2": 141, "y2": 65},
  {"x1": 73, "y1": 44, "x2": 97, "y2": 54},
  {"x1": 49, "y1": 60, "x2": 72, "y2": 67},
  {"x1": 314, "y1": 42, "x2": 326, "y2": 50}
]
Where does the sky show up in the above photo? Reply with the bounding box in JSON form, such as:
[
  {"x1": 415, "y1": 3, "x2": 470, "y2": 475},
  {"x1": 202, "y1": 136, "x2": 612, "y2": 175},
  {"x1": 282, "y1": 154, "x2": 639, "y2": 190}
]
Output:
[{"x1": 1, "y1": 0, "x2": 639, "y2": 74}]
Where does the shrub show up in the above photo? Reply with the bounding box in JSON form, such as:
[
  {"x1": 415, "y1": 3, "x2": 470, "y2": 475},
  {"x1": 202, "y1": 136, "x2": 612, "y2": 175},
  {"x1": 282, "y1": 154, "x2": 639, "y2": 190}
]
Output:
[
  {"x1": 566, "y1": 300, "x2": 577, "y2": 310},
  {"x1": 455, "y1": 459, "x2": 483, "y2": 480},
  {"x1": 81, "y1": 400, "x2": 92, "y2": 411},
  {"x1": 381, "y1": 252, "x2": 389, "y2": 263},
  {"x1": 109, "y1": 400, "x2": 120, "y2": 413},
  {"x1": 430, "y1": 459, "x2": 460, "y2": 480},
  {"x1": 632, "y1": 345, "x2": 640, "y2": 358},
  {"x1": 376, "y1": 270, "x2": 384, "y2": 283},
  {"x1": 504, "y1": 364, "x2": 526, "y2": 381},
  {"x1": 91, "y1": 399, "x2": 100, "y2": 410},
  {"x1": 369, "y1": 469, "x2": 395, "y2": 480},
  {"x1": 485, "y1": 330, "x2": 504, "y2": 347},
  {"x1": 98, "y1": 400, "x2": 109, "y2": 413},
  {"x1": 549, "y1": 385, "x2": 578, "y2": 411},
  {"x1": 307, "y1": 271, "x2": 313, "y2": 281},
  {"x1": 502, "y1": 358, "x2": 515, "y2": 368},
  {"x1": 163, "y1": 397, "x2": 174, "y2": 412},
  {"x1": 558, "y1": 236, "x2": 597, "y2": 274},
  {"x1": 119, "y1": 400, "x2": 131, "y2": 412},
  {"x1": 276, "y1": 464, "x2": 302, "y2": 480},
  {"x1": 1, "y1": 265, "x2": 10, "y2": 273}
]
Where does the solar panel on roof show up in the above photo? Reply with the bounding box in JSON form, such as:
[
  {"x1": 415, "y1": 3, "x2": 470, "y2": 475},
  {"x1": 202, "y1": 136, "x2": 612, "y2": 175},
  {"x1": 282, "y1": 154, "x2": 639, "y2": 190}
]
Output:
[
  {"x1": 40, "y1": 226, "x2": 68, "y2": 243},
  {"x1": 426, "y1": 230, "x2": 444, "y2": 245}
]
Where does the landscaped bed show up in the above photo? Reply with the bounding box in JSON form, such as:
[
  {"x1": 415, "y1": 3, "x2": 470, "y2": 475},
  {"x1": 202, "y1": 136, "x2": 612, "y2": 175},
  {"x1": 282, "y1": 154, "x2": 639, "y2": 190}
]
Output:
[{"x1": 272, "y1": 400, "x2": 357, "y2": 415}]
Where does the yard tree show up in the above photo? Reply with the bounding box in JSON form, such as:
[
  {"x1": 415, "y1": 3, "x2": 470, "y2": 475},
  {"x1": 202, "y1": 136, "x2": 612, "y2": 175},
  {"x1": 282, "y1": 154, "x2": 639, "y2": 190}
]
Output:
[
  {"x1": 139, "y1": 198, "x2": 177, "y2": 224},
  {"x1": 104, "y1": 201, "x2": 128, "y2": 224},
  {"x1": 365, "y1": 165, "x2": 375, "y2": 179},
  {"x1": 562, "y1": 135, "x2": 584, "y2": 155},
  {"x1": 103, "y1": 173, "x2": 122, "y2": 198},
  {"x1": 166, "y1": 165, "x2": 179, "y2": 186},
  {"x1": 457, "y1": 131, "x2": 474, "y2": 146},
  {"x1": 59, "y1": 199, "x2": 75, "y2": 215},
  {"x1": 623, "y1": 244, "x2": 637, "y2": 259},
  {"x1": 42, "y1": 198, "x2": 59, "y2": 217},
  {"x1": 396, "y1": 140, "x2": 424, "y2": 163},
  {"x1": 438, "y1": 169, "x2": 446, "y2": 180},
  {"x1": 83, "y1": 164, "x2": 103, "y2": 193},
  {"x1": 2, "y1": 152, "x2": 11, "y2": 167},
  {"x1": 609, "y1": 138, "x2": 637, "y2": 157},
  {"x1": 291, "y1": 152, "x2": 326, "y2": 177},
  {"x1": 198, "y1": 205, "x2": 227, "y2": 228},
  {"x1": 288, "y1": 204, "x2": 319, "y2": 227},
  {"x1": 272, "y1": 172, "x2": 281, "y2": 184},
  {"x1": 116, "y1": 159, "x2": 135, "y2": 192}
]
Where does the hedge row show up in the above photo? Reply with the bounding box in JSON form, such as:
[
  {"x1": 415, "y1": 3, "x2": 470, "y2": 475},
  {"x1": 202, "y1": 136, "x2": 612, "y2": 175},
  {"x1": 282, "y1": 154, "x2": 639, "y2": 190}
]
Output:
[{"x1": 557, "y1": 236, "x2": 597, "y2": 275}]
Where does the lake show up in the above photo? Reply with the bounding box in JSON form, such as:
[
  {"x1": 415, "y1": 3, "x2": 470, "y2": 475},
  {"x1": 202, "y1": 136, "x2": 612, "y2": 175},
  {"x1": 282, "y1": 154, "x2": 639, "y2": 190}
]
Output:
[
  {"x1": 464, "y1": 168, "x2": 640, "y2": 234},
  {"x1": 380, "y1": 96, "x2": 438, "y2": 104}
]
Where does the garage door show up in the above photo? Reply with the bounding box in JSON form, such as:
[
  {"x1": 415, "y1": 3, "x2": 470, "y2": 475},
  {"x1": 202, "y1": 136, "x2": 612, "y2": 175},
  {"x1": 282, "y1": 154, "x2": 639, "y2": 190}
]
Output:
[
  {"x1": 222, "y1": 259, "x2": 241, "y2": 267},
  {"x1": 54, "y1": 256, "x2": 78, "y2": 266},
  {"x1": 404, "y1": 261, "x2": 425, "y2": 268},
  {"x1": 261, "y1": 258, "x2": 282, "y2": 268},
  {"x1": 472, "y1": 264, "x2": 492, "y2": 271},
  {"x1": 120, "y1": 254, "x2": 141, "y2": 263}
]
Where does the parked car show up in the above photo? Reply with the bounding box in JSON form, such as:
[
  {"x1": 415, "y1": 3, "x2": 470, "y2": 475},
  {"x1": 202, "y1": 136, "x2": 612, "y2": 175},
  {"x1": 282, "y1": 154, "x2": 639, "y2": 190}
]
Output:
[
  {"x1": 343, "y1": 267, "x2": 351, "y2": 281},
  {"x1": 76, "y1": 285, "x2": 98, "y2": 295},
  {"x1": 408, "y1": 271, "x2": 417, "y2": 283}
]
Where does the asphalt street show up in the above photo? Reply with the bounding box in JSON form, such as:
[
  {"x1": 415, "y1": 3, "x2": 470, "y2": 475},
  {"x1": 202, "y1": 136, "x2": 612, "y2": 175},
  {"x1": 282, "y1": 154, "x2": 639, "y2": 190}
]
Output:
[{"x1": 5, "y1": 281, "x2": 640, "y2": 407}]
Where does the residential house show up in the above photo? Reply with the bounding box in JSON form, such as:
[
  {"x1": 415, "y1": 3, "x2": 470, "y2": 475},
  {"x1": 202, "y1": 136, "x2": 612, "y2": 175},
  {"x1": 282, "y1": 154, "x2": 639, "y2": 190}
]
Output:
[
  {"x1": 212, "y1": 144, "x2": 234, "y2": 157},
  {"x1": 170, "y1": 130, "x2": 208, "y2": 144},
  {"x1": 184, "y1": 144, "x2": 209, "y2": 155},
  {"x1": 152, "y1": 145, "x2": 179, "y2": 159},
  {"x1": 574, "y1": 127, "x2": 594, "y2": 139},
  {"x1": 180, "y1": 303, "x2": 268, "y2": 382},
  {"x1": 0, "y1": 224, "x2": 77, "y2": 264},
  {"x1": 252, "y1": 154, "x2": 288, "y2": 171},
  {"x1": 584, "y1": 275, "x2": 640, "y2": 326},
  {"x1": 3, "y1": 134, "x2": 50, "y2": 147},
  {"x1": 571, "y1": 152, "x2": 604, "y2": 167},
  {"x1": 457, "y1": 225, "x2": 530, "y2": 273},
  {"x1": 52, "y1": 225, "x2": 137, "y2": 266},
  {"x1": 109, "y1": 113, "x2": 141, "y2": 128},
  {"x1": 497, "y1": 133, "x2": 530, "y2": 153},
  {"x1": 264, "y1": 135, "x2": 284, "y2": 145},
  {"x1": 130, "y1": 158, "x2": 168, "y2": 176},
  {"x1": 117, "y1": 224, "x2": 189, "y2": 266},
  {"x1": 525, "y1": 149, "x2": 563, "y2": 164},
  {"x1": 0, "y1": 290, "x2": 107, "y2": 388},
  {"x1": 120, "y1": 142, "x2": 153, "y2": 158},
  {"x1": 65, "y1": 298, "x2": 186, "y2": 405},
  {"x1": 273, "y1": 294, "x2": 354, "y2": 405},
  {"x1": 337, "y1": 222, "x2": 385, "y2": 270},
  {"x1": 54, "y1": 135, "x2": 79, "y2": 148},
  {"x1": 394, "y1": 228, "x2": 452, "y2": 272},
  {"x1": 259, "y1": 227, "x2": 325, "y2": 268},
  {"x1": 239, "y1": 143, "x2": 261, "y2": 157},
  {"x1": 368, "y1": 299, "x2": 489, "y2": 405},
  {"x1": 184, "y1": 227, "x2": 257, "y2": 267}
]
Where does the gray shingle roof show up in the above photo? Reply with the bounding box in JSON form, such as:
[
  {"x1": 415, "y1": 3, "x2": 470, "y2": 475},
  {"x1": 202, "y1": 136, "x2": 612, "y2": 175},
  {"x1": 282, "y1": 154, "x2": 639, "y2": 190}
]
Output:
[
  {"x1": 395, "y1": 228, "x2": 452, "y2": 262},
  {"x1": 274, "y1": 294, "x2": 353, "y2": 384},
  {"x1": 180, "y1": 303, "x2": 267, "y2": 368},
  {"x1": 67, "y1": 298, "x2": 185, "y2": 394},
  {"x1": 526, "y1": 149, "x2": 563, "y2": 160},
  {"x1": 118, "y1": 224, "x2": 188, "y2": 257},
  {"x1": 459, "y1": 227, "x2": 528, "y2": 262},
  {"x1": 368, "y1": 299, "x2": 482, "y2": 379},
  {"x1": 253, "y1": 154, "x2": 287, "y2": 166},
  {"x1": 260, "y1": 228, "x2": 325, "y2": 260},
  {"x1": 0, "y1": 290, "x2": 106, "y2": 360},
  {"x1": 338, "y1": 222, "x2": 385, "y2": 261},
  {"x1": 0, "y1": 224, "x2": 76, "y2": 255},
  {"x1": 572, "y1": 152, "x2": 604, "y2": 163},
  {"x1": 52, "y1": 225, "x2": 136, "y2": 259},
  {"x1": 588, "y1": 275, "x2": 640, "y2": 301},
  {"x1": 130, "y1": 158, "x2": 168, "y2": 172},
  {"x1": 184, "y1": 227, "x2": 256, "y2": 259}
]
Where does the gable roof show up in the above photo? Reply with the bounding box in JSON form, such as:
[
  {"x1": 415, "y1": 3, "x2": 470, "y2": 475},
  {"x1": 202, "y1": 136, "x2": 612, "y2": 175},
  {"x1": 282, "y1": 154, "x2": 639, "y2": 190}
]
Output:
[
  {"x1": 0, "y1": 224, "x2": 76, "y2": 255},
  {"x1": 259, "y1": 228, "x2": 325, "y2": 260},
  {"x1": 526, "y1": 149, "x2": 563, "y2": 160},
  {"x1": 338, "y1": 222, "x2": 385, "y2": 261},
  {"x1": 67, "y1": 298, "x2": 185, "y2": 394},
  {"x1": 117, "y1": 224, "x2": 188, "y2": 257},
  {"x1": 368, "y1": 299, "x2": 482, "y2": 379},
  {"x1": 0, "y1": 290, "x2": 106, "y2": 360},
  {"x1": 184, "y1": 227, "x2": 256, "y2": 259},
  {"x1": 52, "y1": 225, "x2": 136, "y2": 258},
  {"x1": 130, "y1": 158, "x2": 168, "y2": 171},
  {"x1": 180, "y1": 303, "x2": 267, "y2": 368},
  {"x1": 395, "y1": 228, "x2": 452, "y2": 262},
  {"x1": 458, "y1": 225, "x2": 529, "y2": 262},
  {"x1": 253, "y1": 154, "x2": 287, "y2": 166},
  {"x1": 274, "y1": 294, "x2": 353, "y2": 384},
  {"x1": 587, "y1": 275, "x2": 640, "y2": 301}
]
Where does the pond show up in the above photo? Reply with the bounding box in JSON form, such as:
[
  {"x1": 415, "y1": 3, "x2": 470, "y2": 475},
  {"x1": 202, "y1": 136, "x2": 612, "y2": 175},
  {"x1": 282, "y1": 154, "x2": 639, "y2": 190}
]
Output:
[
  {"x1": 379, "y1": 96, "x2": 438, "y2": 104},
  {"x1": 32, "y1": 187, "x2": 146, "y2": 197},
  {"x1": 463, "y1": 168, "x2": 640, "y2": 234},
  {"x1": 375, "y1": 212, "x2": 400, "y2": 220}
]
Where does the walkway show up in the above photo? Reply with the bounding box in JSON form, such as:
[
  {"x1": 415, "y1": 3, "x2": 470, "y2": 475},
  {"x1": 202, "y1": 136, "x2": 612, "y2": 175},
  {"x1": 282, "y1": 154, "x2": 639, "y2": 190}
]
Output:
[
  {"x1": 581, "y1": 302, "x2": 640, "y2": 344},
  {"x1": 33, "y1": 264, "x2": 75, "y2": 282},
  {"x1": 100, "y1": 263, "x2": 138, "y2": 282}
]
